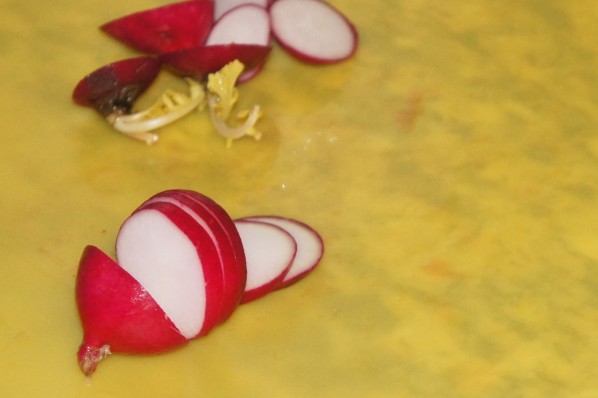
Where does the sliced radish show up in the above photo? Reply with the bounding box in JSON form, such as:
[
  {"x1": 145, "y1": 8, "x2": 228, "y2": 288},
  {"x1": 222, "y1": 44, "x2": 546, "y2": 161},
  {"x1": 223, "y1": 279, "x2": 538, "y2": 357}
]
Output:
[
  {"x1": 76, "y1": 246, "x2": 187, "y2": 376},
  {"x1": 269, "y1": 0, "x2": 358, "y2": 64},
  {"x1": 161, "y1": 44, "x2": 271, "y2": 81},
  {"x1": 234, "y1": 220, "x2": 297, "y2": 303},
  {"x1": 115, "y1": 201, "x2": 224, "y2": 339},
  {"x1": 214, "y1": 0, "x2": 269, "y2": 20},
  {"x1": 72, "y1": 56, "x2": 162, "y2": 117},
  {"x1": 243, "y1": 216, "x2": 324, "y2": 287},
  {"x1": 141, "y1": 190, "x2": 246, "y2": 323},
  {"x1": 206, "y1": 4, "x2": 271, "y2": 47},
  {"x1": 101, "y1": 0, "x2": 214, "y2": 54}
]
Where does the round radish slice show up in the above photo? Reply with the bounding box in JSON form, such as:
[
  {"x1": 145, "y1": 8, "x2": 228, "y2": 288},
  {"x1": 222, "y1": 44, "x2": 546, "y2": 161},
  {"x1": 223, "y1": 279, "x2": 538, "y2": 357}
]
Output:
[
  {"x1": 76, "y1": 246, "x2": 188, "y2": 376},
  {"x1": 269, "y1": 0, "x2": 358, "y2": 64},
  {"x1": 206, "y1": 4, "x2": 271, "y2": 47},
  {"x1": 243, "y1": 216, "x2": 324, "y2": 287},
  {"x1": 214, "y1": 0, "x2": 269, "y2": 20},
  {"x1": 141, "y1": 190, "x2": 246, "y2": 323},
  {"x1": 116, "y1": 202, "x2": 223, "y2": 339},
  {"x1": 234, "y1": 220, "x2": 297, "y2": 303}
]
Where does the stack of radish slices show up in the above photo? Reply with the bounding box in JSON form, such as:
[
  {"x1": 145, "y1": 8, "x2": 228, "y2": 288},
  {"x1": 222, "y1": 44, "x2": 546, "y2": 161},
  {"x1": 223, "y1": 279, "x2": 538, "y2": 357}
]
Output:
[
  {"x1": 72, "y1": 0, "x2": 358, "y2": 142},
  {"x1": 76, "y1": 189, "x2": 323, "y2": 376}
]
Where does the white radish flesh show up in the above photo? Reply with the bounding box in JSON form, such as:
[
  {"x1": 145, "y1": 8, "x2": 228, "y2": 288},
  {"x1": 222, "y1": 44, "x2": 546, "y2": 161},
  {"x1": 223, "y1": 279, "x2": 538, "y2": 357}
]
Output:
[
  {"x1": 206, "y1": 4, "x2": 271, "y2": 47},
  {"x1": 141, "y1": 191, "x2": 246, "y2": 323},
  {"x1": 234, "y1": 220, "x2": 297, "y2": 302},
  {"x1": 214, "y1": 0, "x2": 269, "y2": 20},
  {"x1": 269, "y1": 0, "x2": 358, "y2": 64},
  {"x1": 243, "y1": 216, "x2": 324, "y2": 287},
  {"x1": 116, "y1": 204, "x2": 219, "y2": 339}
]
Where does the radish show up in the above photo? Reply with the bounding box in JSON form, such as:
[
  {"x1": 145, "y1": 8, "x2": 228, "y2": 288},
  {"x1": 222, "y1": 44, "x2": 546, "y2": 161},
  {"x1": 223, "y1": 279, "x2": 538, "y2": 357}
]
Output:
[
  {"x1": 269, "y1": 0, "x2": 358, "y2": 64},
  {"x1": 72, "y1": 56, "x2": 162, "y2": 118},
  {"x1": 161, "y1": 44, "x2": 271, "y2": 81},
  {"x1": 242, "y1": 216, "x2": 324, "y2": 287},
  {"x1": 75, "y1": 189, "x2": 325, "y2": 376},
  {"x1": 140, "y1": 190, "x2": 246, "y2": 323},
  {"x1": 213, "y1": 0, "x2": 269, "y2": 20},
  {"x1": 76, "y1": 246, "x2": 188, "y2": 376},
  {"x1": 115, "y1": 201, "x2": 225, "y2": 339},
  {"x1": 234, "y1": 220, "x2": 297, "y2": 303},
  {"x1": 206, "y1": 4, "x2": 271, "y2": 47},
  {"x1": 101, "y1": 0, "x2": 214, "y2": 54}
]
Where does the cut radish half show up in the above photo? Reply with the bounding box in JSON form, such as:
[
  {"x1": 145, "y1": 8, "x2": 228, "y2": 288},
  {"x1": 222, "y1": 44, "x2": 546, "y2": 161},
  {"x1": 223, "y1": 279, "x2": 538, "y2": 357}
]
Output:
[
  {"x1": 214, "y1": 0, "x2": 269, "y2": 20},
  {"x1": 206, "y1": 4, "x2": 271, "y2": 47},
  {"x1": 234, "y1": 220, "x2": 297, "y2": 303},
  {"x1": 101, "y1": 0, "x2": 215, "y2": 54},
  {"x1": 141, "y1": 190, "x2": 246, "y2": 323},
  {"x1": 116, "y1": 202, "x2": 224, "y2": 339},
  {"x1": 269, "y1": 0, "x2": 358, "y2": 64},
  {"x1": 243, "y1": 216, "x2": 324, "y2": 287},
  {"x1": 76, "y1": 246, "x2": 187, "y2": 376}
]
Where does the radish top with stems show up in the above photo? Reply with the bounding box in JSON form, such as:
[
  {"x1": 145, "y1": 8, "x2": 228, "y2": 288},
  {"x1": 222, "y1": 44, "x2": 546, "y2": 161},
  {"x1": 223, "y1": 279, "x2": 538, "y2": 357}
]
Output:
[{"x1": 105, "y1": 60, "x2": 262, "y2": 145}]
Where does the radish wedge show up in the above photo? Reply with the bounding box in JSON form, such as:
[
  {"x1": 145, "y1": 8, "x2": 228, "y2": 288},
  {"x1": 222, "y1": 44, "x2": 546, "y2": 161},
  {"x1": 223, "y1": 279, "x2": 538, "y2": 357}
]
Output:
[
  {"x1": 72, "y1": 56, "x2": 162, "y2": 117},
  {"x1": 243, "y1": 216, "x2": 324, "y2": 287},
  {"x1": 101, "y1": 0, "x2": 214, "y2": 54},
  {"x1": 76, "y1": 246, "x2": 187, "y2": 376},
  {"x1": 269, "y1": 0, "x2": 358, "y2": 64},
  {"x1": 234, "y1": 220, "x2": 297, "y2": 303},
  {"x1": 115, "y1": 202, "x2": 224, "y2": 339},
  {"x1": 214, "y1": 0, "x2": 269, "y2": 20},
  {"x1": 206, "y1": 4, "x2": 271, "y2": 47},
  {"x1": 141, "y1": 190, "x2": 246, "y2": 323},
  {"x1": 161, "y1": 44, "x2": 271, "y2": 81}
]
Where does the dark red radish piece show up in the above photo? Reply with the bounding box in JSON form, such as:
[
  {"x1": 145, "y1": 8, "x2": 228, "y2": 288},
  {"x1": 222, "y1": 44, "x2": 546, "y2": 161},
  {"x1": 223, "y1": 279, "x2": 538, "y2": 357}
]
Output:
[
  {"x1": 234, "y1": 219, "x2": 297, "y2": 303},
  {"x1": 115, "y1": 201, "x2": 224, "y2": 339},
  {"x1": 243, "y1": 216, "x2": 324, "y2": 287},
  {"x1": 72, "y1": 56, "x2": 162, "y2": 117},
  {"x1": 236, "y1": 61, "x2": 266, "y2": 83},
  {"x1": 101, "y1": 0, "x2": 214, "y2": 54},
  {"x1": 161, "y1": 44, "x2": 271, "y2": 82},
  {"x1": 206, "y1": 4, "x2": 271, "y2": 47},
  {"x1": 269, "y1": 0, "x2": 358, "y2": 64},
  {"x1": 76, "y1": 246, "x2": 187, "y2": 377},
  {"x1": 214, "y1": 0, "x2": 269, "y2": 20},
  {"x1": 141, "y1": 190, "x2": 246, "y2": 323}
]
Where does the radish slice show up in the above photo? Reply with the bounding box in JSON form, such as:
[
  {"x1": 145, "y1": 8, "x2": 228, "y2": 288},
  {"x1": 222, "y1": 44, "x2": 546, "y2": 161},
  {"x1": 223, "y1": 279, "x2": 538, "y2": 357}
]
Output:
[
  {"x1": 234, "y1": 220, "x2": 297, "y2": 303},
  {"x1": 116, "y1": 202, "x2": 223, "y2": 339},
  {"x1": 101, "y1": 0, "x2": 214, "y2": 54},
  {"x1": 76, "y1": 246, "x2": 187, "y2": 376},
  {"x1": 206, "y1": 4, "x2": 271, "y2": 47},
  {"x1": 141, "y1": 190, "x2": 246, "y2": 323},
  {"x1": 269, "y1": 0, "x2": 358, "y2": 64},
  {"x1": 214, "y1": 0, "x2": 269, "y2": 20},
  {"x1": 243, "y1": 216, "x2": 324, "y2": 287},
  {"x1": 161, "y1": 44, "x2": 271, "y2": 81}
]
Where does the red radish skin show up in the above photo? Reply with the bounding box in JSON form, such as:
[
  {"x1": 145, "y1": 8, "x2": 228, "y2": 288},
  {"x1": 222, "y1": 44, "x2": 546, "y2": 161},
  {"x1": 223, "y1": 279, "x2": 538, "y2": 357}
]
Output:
[
  {"x1": 76, "y1": 246, "x2": 187, "y2": 377},
  {"x1": 72, "y1": 56, "x2": 162, "y2": 117},
  {"x1": 116, "y1": 202, "x2": 224, "y2": 339},
  {"x1": 141, "y1": 190, "x2": 246, "y2": 323},
  {"x1": 234, "y1": 220, "x2": 297, "y2": 303},
  {"x1": 269, "y1": 0, "x2": 358, "y2": 64},
  {"x1": 206, "y1": 4, "x2": 271, "y2": 47},
  {"x1": 214, "y1": 0, "x2": 269, "y2": 20},
  {"x1": 242, "y1": 216, "x2": 324, "y2": 287},
  {"x1": 161, "y1": 44, "x2": 271, "y2": 81},
  {"x1": 101, "y1": 0, "x2": 214, "y2": 54}
]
